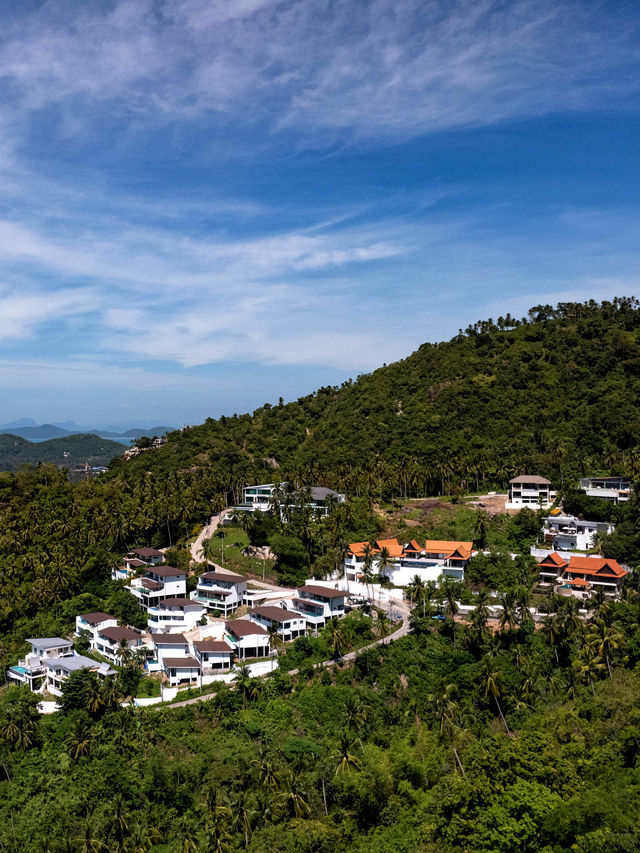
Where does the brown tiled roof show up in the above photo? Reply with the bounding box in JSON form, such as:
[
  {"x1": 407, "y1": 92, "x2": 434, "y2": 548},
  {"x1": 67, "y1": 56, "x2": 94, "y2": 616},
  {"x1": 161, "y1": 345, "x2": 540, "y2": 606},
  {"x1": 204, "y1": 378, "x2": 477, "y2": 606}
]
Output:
[
  {"x1": 509, "y1": 474, "x2": 551, "y2": 485},
  {"x1": 225, "y1": 619, "x2": 269, "y2": 637},
  {"x1": 158, "y1": 598, "x2": 201, "y2": 608},
  {"x1": 125, "y1": 558, "x2": 147, "y2": 567},
  {"x1": 163, "y1": 657, "x2": 200, "y2": 668},
  {"x1": 152, "y1": 634, "x2": 188, "y2": 645},
  {"x1": 98, "y1": 626, "x2": 141, "y2": 643},
  {"x1": 193, "y1": 640, "x2": 233, "y2": 653},
  {"x1": 80, "y1": 612, "x2": 115, "y2": 625},
  {"x1": 298, "y1": 584, "x2": 346, "y2": 600},
  {"x1": 130, "y1": 547, "x2": 164, "y2": 558},
  {"x1": 140, "y1": 578, "x2": 163, "y2": 590},
  {"x1": 146, "y1": 565, "x2": 186, "y2": 578},
  {"x1": 201, "y1": 570, "x2": 245, "y2": 583},
  {"x1": 251, "y1": 606, "x2": 303, "y2": 623}
]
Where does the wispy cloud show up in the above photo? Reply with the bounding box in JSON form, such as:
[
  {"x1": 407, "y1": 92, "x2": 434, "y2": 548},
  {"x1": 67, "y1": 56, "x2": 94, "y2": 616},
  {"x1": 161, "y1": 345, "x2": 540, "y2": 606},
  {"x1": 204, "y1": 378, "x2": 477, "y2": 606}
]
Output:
[{"x1": 0, "y1": 0, "x2": 637, "y2": 151}]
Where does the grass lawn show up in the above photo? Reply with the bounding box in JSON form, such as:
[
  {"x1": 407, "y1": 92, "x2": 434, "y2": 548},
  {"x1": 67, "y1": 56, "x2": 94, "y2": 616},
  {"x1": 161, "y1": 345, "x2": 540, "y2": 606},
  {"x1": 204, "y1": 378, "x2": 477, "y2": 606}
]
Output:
[
  {"x1": 136, "y1": 676, "x2": 162, "y2": 698},
  {"x1": 206, "y1": 525, "x2": 276, "y2": 579}
]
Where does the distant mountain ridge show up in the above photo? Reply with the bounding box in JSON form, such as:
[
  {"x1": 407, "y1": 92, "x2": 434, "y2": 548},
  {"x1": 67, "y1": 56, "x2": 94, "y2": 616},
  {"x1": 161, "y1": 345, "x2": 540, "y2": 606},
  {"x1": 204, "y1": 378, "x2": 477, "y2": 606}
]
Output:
[
  {"x1": 0, "y1": 421, "x2": 175, "y2": 443},
  {"x1": 0, "y1": 433, "x2": 127, "y2": 473}
]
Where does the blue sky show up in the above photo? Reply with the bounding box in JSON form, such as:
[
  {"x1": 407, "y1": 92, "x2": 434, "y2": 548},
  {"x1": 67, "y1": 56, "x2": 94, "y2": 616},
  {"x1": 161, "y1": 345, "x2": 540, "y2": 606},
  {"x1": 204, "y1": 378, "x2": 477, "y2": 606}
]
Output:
[{"x1": 0, "y1": 0, "x2": 639, "y2": 426}]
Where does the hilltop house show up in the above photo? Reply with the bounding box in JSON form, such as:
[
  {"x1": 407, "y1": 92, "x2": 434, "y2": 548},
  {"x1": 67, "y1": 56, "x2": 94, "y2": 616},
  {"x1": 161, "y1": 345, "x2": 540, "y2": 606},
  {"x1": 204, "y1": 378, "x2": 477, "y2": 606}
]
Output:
[
  {"x1": 127, "y1": 565, "x2": 187, "y2": 611},
  {"x1": 506, "y1": 475, "x2": 556, "y2": 509},
  {"x1": 147, "y1": 597, "x2": 206, "y2": 633},
  {"x1": 224, "y1": 620, "x2": 270, "y2": 661},
  {"x1": 94, "y1": 626, "x2": 145, "y2": 664},
  {"x1": 344, "y1": 538, "x2": 472, "y2": 586},
  {"x1": 248, "y1": 605, "x2": 307, "y2": 642},
  {"x1": 231, "y1": 483, "x2": 345, "y2": 520},
  {"x1": 162, "y1": 657, "x2": 201, "y2": 687},
  {"x1": 541, "y1": 513, "x2": 615, "y2": 552},
  {"x1": 191, "y1": 569, "x2": 247, "y2": 617},
  {"x1": 113, "y1": 547, "x2": 165, "y2": 580},
  {"x1": 292, "y1": 585, "x2": 346, "y2": 630},
  {"x1": 580, "y1": 476, "x2": 632, "y2": 504},
  {"x1": 7, "y1": 638, "x2": 74, "y2": 690},
  {"x1": 75, "y1": 612, "x2": 119, "y2": 642},
  {"x1": 537, "y1": 552, "x2": 628, "y2": 596},
  {"x1": 193, "y1": 639, "x2": 234, "y2": 672},
  {"x1": 45, "y1": 655, "x2": 115, "y2": 696}
]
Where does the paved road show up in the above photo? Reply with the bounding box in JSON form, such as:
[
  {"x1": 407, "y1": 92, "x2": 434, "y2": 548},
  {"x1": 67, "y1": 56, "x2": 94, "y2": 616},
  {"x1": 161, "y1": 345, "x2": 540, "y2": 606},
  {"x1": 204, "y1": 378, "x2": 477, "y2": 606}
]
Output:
[
  {"x1": 166, "y1": 596, "x2": 411, "y2": 709},
  {"x1": 190, "y1": 510, "x2": 229, "y2": 563}
]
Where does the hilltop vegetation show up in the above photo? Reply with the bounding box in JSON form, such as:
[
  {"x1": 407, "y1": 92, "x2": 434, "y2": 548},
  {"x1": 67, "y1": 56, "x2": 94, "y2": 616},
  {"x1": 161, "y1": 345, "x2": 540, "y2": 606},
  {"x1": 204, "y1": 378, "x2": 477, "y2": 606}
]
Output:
[
  {"x1": 0, "y1": 433, "x2": 124, "y2": 473},
  {"x1": 112, "y1": 297, "x2": 640, "y2": 498}
]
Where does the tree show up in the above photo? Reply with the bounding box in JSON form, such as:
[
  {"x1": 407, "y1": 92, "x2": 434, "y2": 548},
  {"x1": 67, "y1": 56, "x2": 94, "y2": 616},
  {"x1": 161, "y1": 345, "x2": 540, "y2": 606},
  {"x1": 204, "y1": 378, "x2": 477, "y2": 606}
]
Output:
[
  {"x1": 0, "y1": 685, "x2": 40, "y2": 751},
  {"x1": 325, "y1": 617, "x2": 347, "y2": 660},
  {"x1": 479, "y1": 655, "x2": 510, "y2": 734},
  {"x1": 66, "y1": 714, "x2": 96, "y2": 759},
  {"x1": 573, "y1": 648, "x2": 605, "y2": 697},
  {"x1": 586, "y1": 619, "x2": 623, "y2": 680},
  {"x1": 267, "y1": 622, "x2": 283, "y2": 671},
  {"x1": 280, "y1": 772, "x2": 311, "y2": 818},
  {"x1": 334, "y1": 731, "x2": 362, "y2": 775},
  {"x1": 376, "y1": 546, "x2": 394, "y2": 582},
  {"x1": 233, "y1": 664, "x2": 252, "y2": 708},
  {"x1": 427, "y1": 682, "x2": 466, "y2": 774},
  {"x1": 439, "y1": 577, "x2": 460, "y2": 648}
]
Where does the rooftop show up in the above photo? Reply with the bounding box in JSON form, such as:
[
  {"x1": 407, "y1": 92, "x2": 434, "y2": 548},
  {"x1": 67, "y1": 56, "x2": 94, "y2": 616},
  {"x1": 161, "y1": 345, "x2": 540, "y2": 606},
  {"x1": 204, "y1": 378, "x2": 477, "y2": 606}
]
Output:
[
  {"x1": 152, "y1": 634, "x2": 188, "y2": 645},
  {"x1": 251, "y1": 605, "x2": 303, "y2": 623},
  {"x1": 509, "y1": 474, "x2": 552, "y2": 485},
  {"x1": 193, "y1": 639, "x2": 234, "y2": 653},
  {"x1": 157, "y1": 597, "x2": 202, "y2": 608},
  {"x1": 200, "y1": 570, "x2": 245, "y2": 584},
  {"x1": 79, "y1": 612, "x2": 116, "y2": 625},
  {"x1": 98, "y1": 626, "x2": 142, "y2": 643},
  {"x1": 146, "y1": 565, "x2": 186, "y2": 578},
  {"x1": 298, "y1": 584, "x2": 346, "y2": 600},
  {"x1": 129, "y1": 547, "x2": 164, "y2": 558},
  {"x1": 163, "y1": 657, "x2": 200, "y2": 668},
  {"x1": 225, "y1": 619, "x2": 269, "y2": 637},
  {"x1": 27, "y1": 637, "x2": 73, "y2": 649}
]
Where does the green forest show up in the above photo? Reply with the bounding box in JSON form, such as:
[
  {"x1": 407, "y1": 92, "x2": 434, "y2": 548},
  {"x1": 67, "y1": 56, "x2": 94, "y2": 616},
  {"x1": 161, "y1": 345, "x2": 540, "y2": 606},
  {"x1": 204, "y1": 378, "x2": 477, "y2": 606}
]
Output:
[
  {"x1": 0, "y1": 433, "x2": 125, "y2": 473},
  {"x1": 2, "y1": 298, "x2": 640, "y2": 851}
]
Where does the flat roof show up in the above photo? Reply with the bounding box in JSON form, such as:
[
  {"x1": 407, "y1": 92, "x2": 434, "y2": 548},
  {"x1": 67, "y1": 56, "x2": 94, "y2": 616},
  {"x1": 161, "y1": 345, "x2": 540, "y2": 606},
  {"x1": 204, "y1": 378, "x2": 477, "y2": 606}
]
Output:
[{"x1": 27, "y1": 637, "x2": 73, "y2": 649}]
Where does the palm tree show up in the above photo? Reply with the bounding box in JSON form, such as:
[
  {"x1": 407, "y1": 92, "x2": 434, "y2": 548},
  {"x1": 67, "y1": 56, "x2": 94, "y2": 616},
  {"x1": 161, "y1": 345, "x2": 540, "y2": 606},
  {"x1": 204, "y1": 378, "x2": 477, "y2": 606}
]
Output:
[
  {"x1": 280, "y1": 773, "x2": 311, "y2": 818},
  {"x1": 405, "y1": 575, "x2": 425, "y2": 610},
  {"x1": 376, "y1": 546, "x2": 394, "y2": 582},
  {"x1": 325, "y1": 617, "x2": 347, "y2": 660},
  {"x1": 586, "y1": 619, "x2": 623, "y2": 680},
  {"x1": 66, "y1": 716, "x2": 96, "y2": 759},
  {"x1": 427, "y1": 682, "x2": 466, "y2": 774},
  {"x1": 201, "y1": 815, "x2": 233, "y2": 853},
  {"x1": 375, "y1": 608, "x2": 391, "y2": 639},
  {"x1": 439, "y1": 577, "x2": 460, "y2": 647},
  {"x1": 573, "y1": 648, "x2": 605, "y2": 697},
  {"x1": 334, "y1": 732, "x2": 362, "y2": 775},
  {"x1": 498, "y1": 590, "x2": 519, "y2": 633},
  {"x1": 232, "y1": 664, "x2": 252, "y2": 709},
  {"x1": 360, "y1": 543, "x2": 376, "y2": 600},
  {"x1": 267, "y1": 623, "x2": 283, "y2": 671},
  {"x1": 344, "y1": 694, "x2": 367, "y2": 744},
  {"x1": 479, "y1": 656, "x2": 510, "y2": 734}
]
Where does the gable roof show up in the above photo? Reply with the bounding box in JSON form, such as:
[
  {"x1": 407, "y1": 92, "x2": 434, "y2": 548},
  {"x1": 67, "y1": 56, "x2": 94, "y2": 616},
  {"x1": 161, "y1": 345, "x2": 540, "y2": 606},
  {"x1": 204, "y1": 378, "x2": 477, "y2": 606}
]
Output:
[
  {"x1": 376, "y1": 538, "x2": 404, "y2": 558},
  {"x1": 424, "y1": 540, "x2": 473, "y2": 559},
  {"x1": 537, "y1": 551, "x2": 568, "y2": 569},
  {"x1": 566, "y1": 556, "x2": 627, "y2": 578},
  {"x1": 129, "y1": 547, "x2": 163, "y2": 558}
]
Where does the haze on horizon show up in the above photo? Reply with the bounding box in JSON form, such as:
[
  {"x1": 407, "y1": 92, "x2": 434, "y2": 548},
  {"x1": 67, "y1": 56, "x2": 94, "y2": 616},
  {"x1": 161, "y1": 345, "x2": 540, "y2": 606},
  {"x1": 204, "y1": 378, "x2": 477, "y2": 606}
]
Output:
[{"x1": 0, "y1": 0, "x2": 639, "y2": 426}]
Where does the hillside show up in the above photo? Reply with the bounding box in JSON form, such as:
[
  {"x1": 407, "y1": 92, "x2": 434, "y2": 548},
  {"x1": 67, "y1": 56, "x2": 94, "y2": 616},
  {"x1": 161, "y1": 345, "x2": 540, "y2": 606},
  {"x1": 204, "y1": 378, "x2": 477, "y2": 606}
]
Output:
[
  {"x1": 0, "y1": 433, "x2": 125, "y2": 472},
  {"x1": 112, "y1": 297, "x2": 640, "y2": 497}
]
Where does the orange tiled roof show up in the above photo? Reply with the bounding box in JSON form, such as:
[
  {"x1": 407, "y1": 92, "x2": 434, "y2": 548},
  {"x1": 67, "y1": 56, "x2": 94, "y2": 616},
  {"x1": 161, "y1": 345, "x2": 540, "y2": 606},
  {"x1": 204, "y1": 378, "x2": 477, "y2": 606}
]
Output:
[
  {"x1": 348, "y1": 541, "x2": 370, "y2": 557},
  {"x1": 404, "y1": 539, "x2": 423, "y2": 553},
  {"x1": 375, "y1": 538, "x2": 404, "y2": 558},
  {"x1": 424, "y1": 540, "x2": 473, "y2": 559},
  {"x1": 567, "y1": 556, "x2": 626, "y2": 578},
  {"x1": 537, "y1": 551, "x2": 568, "y2": 568},
  {"x1": 566, "y1": 577, "x2": 591, "y2": 588}
]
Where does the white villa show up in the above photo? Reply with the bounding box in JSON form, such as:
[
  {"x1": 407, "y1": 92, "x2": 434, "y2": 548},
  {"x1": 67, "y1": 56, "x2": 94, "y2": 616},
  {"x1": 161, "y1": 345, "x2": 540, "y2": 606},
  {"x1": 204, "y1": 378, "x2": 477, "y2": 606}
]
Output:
[
  {"x1": 75, "y1": 612, "x2": 119, "y2": 641},
  {"x1": 93, "y1": 626, "x2": 145, "y2": 664},
  {"x1": 506, "y1": 475, "x2": 556, "y2": 509},
  {"x1": 291, "y1": 584, "x2": 347, "y2": 630},
  {"x1": 541, "y1": 513, "x2": 615, "y2": 552},
  {"x1": 248, "y1": 605, "x2": 307, "y2": 642},
  {"x1": 8, "y1": 637, "x2": 74, "y2": 690},
  {"x1": 127, "y1": 565, "x2": 187, "y2": 612},
  {"x1": 224, "y1": 619, "x2": 270, "y2": 661},
  {"x1": 580, "y1": 476, "x2": 632, "y2": 504},
  {"x1": 344, "y1": 538, "x2": 472, "y2": 586},
  {"x1": 191, "y1": 569, "x2": 247, "y2": 617},
  {"x1": 162, "y1": 657, "x2": 201, "y2": 687},
  {"x1": 46, "y1": 656, "x2": 115, "y2": 696},
  {"x1": 147, "y1": 597, "x2": 206, "y2": 633},
  {"x1": 193, "y1": 639, "x2": 234, "y2": 672},
  {"x1": 113, "y1": 547, "x2": 165, "y2": 580},
  {"x1": 232, "y1": 483, "x2": 345, "y2": 519}
]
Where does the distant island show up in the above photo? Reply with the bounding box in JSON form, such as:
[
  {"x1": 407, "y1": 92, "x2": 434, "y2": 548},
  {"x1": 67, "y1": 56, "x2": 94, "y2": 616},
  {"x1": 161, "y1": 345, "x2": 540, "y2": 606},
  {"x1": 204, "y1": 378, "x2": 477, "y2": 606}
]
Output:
[
  {"x1": 0, "y1": 433, "x2": 128, "y2": 474},
  {"x1": 0, "y1": 419, "x2": 175, "y2": 444}
]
